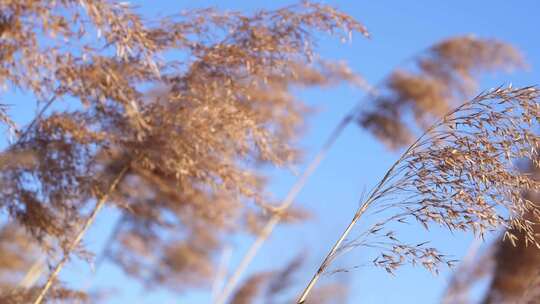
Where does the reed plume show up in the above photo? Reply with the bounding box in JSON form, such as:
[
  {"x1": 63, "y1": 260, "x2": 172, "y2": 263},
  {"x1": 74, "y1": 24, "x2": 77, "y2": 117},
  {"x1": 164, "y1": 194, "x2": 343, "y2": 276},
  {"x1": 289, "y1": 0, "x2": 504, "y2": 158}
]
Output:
[{"x1": 298, "y1": 86, "x2": 540, "y2": 303}]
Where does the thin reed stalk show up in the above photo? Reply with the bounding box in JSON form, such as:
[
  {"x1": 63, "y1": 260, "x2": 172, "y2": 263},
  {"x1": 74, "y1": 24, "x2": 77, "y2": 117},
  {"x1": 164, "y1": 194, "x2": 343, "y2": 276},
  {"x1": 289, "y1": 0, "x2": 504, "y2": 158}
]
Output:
[
  {"x1": 32, "y1": 165, "x2": 130, "y2": 304},
  {"x1": 215, "y1": 113, "x2": 355, "y2": 304},
  {"x1": 297, "y1": 201, "x2": 370, "y2": 304}
]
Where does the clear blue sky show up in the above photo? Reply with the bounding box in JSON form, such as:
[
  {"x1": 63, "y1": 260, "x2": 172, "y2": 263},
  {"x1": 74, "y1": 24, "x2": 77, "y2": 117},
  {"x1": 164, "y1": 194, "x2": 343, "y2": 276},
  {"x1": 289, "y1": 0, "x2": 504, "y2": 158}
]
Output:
[{"x1": 4, "y1": 1, "x2": 540, "y2": 303}]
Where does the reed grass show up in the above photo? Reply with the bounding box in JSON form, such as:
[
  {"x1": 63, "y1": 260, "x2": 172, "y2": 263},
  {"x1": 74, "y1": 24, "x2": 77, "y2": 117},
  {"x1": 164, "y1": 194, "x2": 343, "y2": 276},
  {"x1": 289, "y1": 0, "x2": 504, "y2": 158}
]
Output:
[{"x1": 297, "y1": 86, "x2": 540, "y2": 303}]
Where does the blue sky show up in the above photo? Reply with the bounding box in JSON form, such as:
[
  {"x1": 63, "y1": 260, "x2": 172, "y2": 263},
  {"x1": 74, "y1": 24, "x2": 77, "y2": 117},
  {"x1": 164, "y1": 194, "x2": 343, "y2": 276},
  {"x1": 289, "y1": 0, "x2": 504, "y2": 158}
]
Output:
[{"x1": 4, "y1": 1, "x2": 540, "y2": 303}]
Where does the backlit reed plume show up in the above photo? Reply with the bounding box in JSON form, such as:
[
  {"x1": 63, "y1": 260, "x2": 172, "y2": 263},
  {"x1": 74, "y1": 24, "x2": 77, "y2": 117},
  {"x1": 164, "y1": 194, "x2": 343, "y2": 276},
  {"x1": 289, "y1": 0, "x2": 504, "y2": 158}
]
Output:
[
  {"x1": 297, "y1": 86, "x2": 540, "y2": 303},
  {"x1": 0, "y1": 1, "x2": 369, "y2": 302}
]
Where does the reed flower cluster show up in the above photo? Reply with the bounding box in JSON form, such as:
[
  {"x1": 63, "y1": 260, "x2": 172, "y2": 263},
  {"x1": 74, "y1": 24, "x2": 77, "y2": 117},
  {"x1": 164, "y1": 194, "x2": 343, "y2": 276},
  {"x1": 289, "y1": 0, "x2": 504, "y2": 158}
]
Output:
[{"x1": 298, "y1": 86, "x2": 540, "y2": 302}]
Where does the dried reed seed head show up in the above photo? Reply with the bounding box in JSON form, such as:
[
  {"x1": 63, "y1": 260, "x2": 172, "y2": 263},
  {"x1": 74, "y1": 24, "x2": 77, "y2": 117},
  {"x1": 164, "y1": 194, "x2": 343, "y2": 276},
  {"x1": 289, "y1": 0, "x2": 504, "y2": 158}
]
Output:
[
  {"x1": 480, "y1": 159, "x2": 540, "y2": 303},
  {"x1": 347, "y1": 87, "x2": 539, "y2": 275},
  {"x1": 359, "y1": 36, "x2": 525, "y2": 149},
  {"x1": 1, "y1": 1, "x2": 369, "y2": 291}
]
